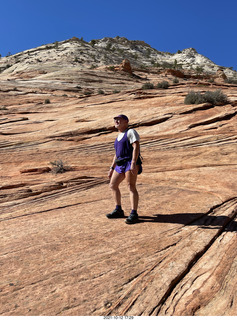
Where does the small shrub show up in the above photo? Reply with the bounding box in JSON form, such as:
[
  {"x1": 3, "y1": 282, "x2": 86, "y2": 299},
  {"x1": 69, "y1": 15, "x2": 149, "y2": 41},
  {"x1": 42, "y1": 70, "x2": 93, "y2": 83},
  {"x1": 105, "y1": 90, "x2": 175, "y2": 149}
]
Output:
[
  {"x1": 184, "y1": 91, "x2": 204, "y2": 105},
  {"x1": 156, "y1": 81, "x2": 169, "y2": 89},
  {"x1": 84, "y1": 90, "x2": 92, "y2": 96},
  {"x1": 44, "y1": 99, "x2": 51, "y2": 104},
  {"x1": 90, "y1": 39, "x2": 97, "y2": 47},
  {"x1": 196, "y1": 66, "x2": 204, "y2": 75},
  {"x1": 108, "y1": 66, "x2": 115, "y2": 71},
  {"x1": 184, "y1": 90, "x2": 228, "y2": 105},
  {"x1": 203, "y1": 90, "x2": 228, "y2": 105},
  {"x1": 153, "y1": 62, "x2": 161, "y2": 68},
  {"x1": 142, "y1": 82, "x2": 154, "y2": 89},
  {"x1": 98, "y1": 89, "x2": 105, "y2": 94},
  {"x1": 50, "y1": 160, "x2": 67, "y2": 174},
  {"x1": 225, "y1": 78, "x2": 237, "y2": 85},
  {"x1": 161, "y1": 62, "x2": 173, "y2": 69},
  {"x1": 105, "y1": 43, "x2": 112, "y2": 51},
  {"x1": 173, "y1": 78, "x2": 179, "y2": 84}
]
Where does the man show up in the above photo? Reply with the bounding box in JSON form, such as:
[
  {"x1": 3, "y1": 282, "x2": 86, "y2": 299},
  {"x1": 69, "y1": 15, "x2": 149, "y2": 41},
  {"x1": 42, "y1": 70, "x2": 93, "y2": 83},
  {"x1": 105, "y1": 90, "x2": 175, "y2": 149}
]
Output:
[{"x1": 107, "y1": 114, "x2": 142, "y2": 224}]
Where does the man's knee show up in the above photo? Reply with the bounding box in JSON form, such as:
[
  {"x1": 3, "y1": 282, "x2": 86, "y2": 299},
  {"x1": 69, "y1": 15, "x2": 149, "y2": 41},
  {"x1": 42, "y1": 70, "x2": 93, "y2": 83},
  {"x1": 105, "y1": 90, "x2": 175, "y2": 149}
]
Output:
[
  {"x1": 110, "y1": 182, "x2": 118, "y2": 191},
  {"x1": 127, "y1": 182, "x2": 137, "y2": 192}
]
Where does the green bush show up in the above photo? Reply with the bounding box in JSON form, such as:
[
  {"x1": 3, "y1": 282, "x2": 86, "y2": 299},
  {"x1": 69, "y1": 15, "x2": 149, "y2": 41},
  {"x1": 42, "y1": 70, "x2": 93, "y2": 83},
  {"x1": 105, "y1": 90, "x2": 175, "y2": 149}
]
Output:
[
  {"x1": 184, "y1": 90, "x2": 228, "y2": 105},
  {"x1": 173, "y1": 78, "x2": 179, "y2": 84},
  {"x1": 156, "y1": 81, "x2": 169, "y2": 89},
  {"x1": 142, "y1": 82, "x2": 154, "y2": 89}
]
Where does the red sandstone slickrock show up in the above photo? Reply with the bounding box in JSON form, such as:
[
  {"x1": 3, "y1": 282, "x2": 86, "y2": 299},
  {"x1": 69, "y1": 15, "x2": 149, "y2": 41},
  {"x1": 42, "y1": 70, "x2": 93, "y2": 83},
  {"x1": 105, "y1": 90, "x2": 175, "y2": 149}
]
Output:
[{"x1": 0, "y1": 38, "x2": 237, "y2": 316}]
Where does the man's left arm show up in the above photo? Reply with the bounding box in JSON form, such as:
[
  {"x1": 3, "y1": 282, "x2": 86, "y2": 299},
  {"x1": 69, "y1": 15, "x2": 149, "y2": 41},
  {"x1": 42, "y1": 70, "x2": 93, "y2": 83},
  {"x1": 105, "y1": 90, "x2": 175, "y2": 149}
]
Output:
[{"x1": 131, "y1": 141, "x2": 140, "y2": 174}]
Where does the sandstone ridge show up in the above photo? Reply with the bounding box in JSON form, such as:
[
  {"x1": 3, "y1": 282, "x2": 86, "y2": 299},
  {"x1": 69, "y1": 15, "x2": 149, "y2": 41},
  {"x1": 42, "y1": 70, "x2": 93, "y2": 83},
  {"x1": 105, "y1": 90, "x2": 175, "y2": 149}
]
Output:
[
  {"x1": 0, "y1": 39, "x2": 237, "y2": 316},
  {"x1": 0, "y1": 36, "x2": 236, "y2": 80}
]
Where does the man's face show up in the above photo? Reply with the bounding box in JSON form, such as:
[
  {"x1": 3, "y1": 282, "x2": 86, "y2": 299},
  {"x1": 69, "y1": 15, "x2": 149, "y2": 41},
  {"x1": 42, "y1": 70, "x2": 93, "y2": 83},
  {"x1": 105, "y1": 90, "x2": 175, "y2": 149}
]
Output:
[{"x1": 114, "y1": 117, "x2": 128, "y2": 131}]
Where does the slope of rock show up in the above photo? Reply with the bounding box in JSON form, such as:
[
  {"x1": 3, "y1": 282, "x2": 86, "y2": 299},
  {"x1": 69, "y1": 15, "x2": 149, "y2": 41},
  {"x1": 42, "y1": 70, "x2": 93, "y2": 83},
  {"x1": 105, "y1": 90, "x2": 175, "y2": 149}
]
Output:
[
  {"x1": 0, "y1": 49, "x2": 237, "y2": 316},
  {"x1": 1, "y1": 36, "x2": 236, "y2": 79}
]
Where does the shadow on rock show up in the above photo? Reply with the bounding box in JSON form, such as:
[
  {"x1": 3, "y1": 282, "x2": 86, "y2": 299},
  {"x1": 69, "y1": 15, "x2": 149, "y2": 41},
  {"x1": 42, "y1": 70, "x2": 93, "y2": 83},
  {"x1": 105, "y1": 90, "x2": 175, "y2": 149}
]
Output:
[{"x1": 138, "y1": 213, "x2": 237, "y2": 232}]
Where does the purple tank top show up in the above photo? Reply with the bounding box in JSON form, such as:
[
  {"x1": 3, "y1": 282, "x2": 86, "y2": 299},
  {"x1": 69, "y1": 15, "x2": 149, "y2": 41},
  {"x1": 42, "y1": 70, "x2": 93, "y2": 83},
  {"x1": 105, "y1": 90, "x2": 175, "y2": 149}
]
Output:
[{"x1": 114, "y1": 130, "x2": 133, "y2": 160}]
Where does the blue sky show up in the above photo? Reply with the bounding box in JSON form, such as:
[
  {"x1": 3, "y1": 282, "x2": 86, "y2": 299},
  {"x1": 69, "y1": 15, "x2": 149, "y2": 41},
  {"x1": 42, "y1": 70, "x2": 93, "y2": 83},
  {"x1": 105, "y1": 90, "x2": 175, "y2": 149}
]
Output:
[{"x1": 0, "y1": 0, "x2": 236, "y2": 70}]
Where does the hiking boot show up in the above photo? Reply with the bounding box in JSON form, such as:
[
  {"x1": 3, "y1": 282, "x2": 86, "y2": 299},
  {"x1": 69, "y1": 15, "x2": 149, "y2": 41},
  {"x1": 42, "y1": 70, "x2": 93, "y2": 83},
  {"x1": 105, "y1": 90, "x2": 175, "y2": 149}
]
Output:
[
  {"x1": 125, "y1": 213, "x2": 139, "y2": 224},
  {"x1": 106, "y1": 209, "x2": 125, "y2": 219}
]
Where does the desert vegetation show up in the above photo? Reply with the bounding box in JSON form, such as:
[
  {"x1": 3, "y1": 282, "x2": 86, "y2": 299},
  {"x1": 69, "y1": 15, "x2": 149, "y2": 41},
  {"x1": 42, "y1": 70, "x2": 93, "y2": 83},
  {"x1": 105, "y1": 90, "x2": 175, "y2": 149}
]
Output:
[
  {"x1": 184, "y1": 89, "x2": 228, "y2": 105},
  {"x1": 50, "y1": 160, "x2": 68, "y2": 174},
  {"x1": 142, "y1": 82, "x2": 154, "y2": 89},
  {"x1": 156, "y1": 80, "x2": 169, "y2": 89}
]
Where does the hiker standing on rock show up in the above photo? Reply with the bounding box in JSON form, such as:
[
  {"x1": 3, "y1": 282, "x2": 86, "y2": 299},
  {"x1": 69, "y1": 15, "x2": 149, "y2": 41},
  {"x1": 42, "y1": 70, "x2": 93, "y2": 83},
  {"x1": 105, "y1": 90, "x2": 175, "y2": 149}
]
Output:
[{"x1": 107, "y1": 114, "x2": 142, "y2": 224}]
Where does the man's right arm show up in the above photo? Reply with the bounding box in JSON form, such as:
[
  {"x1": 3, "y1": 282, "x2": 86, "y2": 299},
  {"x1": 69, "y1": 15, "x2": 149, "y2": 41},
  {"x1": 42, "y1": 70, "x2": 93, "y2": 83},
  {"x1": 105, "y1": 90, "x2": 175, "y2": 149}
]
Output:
[{"x1": 108, "y1": 154, "x2": 117, "y2": 178}]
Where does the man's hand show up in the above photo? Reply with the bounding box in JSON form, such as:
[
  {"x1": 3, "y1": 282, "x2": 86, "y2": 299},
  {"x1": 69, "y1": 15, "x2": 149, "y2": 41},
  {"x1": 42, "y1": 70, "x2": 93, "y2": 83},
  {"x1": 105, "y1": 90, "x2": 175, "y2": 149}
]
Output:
[
  {"x1": 108, "y1": 167, "x2": 114, "y2": 179},
  {"x1": 130, "y1": 161, "x2": 137, "y2": 175}
]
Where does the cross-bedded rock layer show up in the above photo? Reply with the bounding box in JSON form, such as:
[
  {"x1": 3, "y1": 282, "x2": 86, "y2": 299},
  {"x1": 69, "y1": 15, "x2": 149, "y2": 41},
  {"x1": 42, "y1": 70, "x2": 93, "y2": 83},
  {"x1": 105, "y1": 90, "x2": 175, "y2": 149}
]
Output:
[{"x1": 0, "y1": 62, "x2": 237, "y2": 316}]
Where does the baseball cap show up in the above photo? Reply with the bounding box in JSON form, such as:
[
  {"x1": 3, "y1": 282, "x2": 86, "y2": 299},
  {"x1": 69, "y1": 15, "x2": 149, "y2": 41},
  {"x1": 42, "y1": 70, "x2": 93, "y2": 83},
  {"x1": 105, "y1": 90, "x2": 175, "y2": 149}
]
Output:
[{"x1": 113, "y1": 114, "x2": 129, "y2": 122}]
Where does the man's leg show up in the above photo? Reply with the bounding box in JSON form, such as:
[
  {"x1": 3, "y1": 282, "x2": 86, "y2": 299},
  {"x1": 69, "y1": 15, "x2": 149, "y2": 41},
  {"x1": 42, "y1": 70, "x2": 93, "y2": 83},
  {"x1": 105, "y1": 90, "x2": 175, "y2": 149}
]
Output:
[
  {"x1": 109, "y1": 170, "x2": 125, "y2": 206},
  {"x1": 125, "y1": 165, "x2": 139, "y2": 211},
  {"x1": 107, "y1": 170, "x2": 125, "y2": 218}
]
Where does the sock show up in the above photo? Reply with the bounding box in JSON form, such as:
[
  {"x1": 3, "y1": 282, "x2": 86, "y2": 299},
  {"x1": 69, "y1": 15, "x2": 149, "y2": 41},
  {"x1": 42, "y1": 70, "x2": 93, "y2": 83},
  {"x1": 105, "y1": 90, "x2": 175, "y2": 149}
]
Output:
[
  {"x1": 131, "y1": 209, "x2": 137, "y2": 215},
  {"x1": 116, "y1": 205, "x2": 122, "y2": 211}
]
